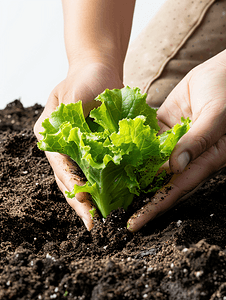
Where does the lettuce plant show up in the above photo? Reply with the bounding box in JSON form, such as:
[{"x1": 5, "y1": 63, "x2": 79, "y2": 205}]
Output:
[{"x1": 38, "y1": 87, "x2": 190, "y2": 218}]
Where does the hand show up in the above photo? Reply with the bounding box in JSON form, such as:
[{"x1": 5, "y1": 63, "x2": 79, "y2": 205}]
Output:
[
  {"x1": 127, "y1": 50, "x2": 226, "y2": 232},
  {"x1": 34, "y1": 62, "x2": 123, "y2": 230}
]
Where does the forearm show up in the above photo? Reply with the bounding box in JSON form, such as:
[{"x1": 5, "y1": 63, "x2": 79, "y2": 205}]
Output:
[{"x1": 61, "y1": 0, "x2": 135, "y2": 79}]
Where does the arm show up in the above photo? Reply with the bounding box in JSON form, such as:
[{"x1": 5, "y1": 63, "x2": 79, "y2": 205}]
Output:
[
  {"x1": 62, "y1": 0, "x2": 135, "y2": 80},
  {"x1": 34, "y1": 0, "x2": 135, "y2": 230}
]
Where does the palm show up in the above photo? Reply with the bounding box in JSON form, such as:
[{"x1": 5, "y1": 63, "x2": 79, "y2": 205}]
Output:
[{"x1": 127, "y1": 52, "x2": 226, "y2": 232}]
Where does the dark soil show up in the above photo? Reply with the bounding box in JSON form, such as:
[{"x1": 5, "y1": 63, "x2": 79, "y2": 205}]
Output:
[{"x1": 1, "y1": 100, "x2": 226, "y2": 300}]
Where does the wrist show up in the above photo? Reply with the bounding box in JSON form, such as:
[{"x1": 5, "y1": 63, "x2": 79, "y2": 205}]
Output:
[{"x1": 67, "y1": 47, "x2": 124, "y2": 81}]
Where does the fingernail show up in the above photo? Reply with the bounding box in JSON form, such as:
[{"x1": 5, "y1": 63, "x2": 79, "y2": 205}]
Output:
[
  {"x1": 82, "y1": 216, "x2": 93, "y2": 231},
  {"x1": 127, "y1": 216, "x2": 138, "y2": 232},
  {"x1": 177, "y1": 151, "x2": 190, "y2": 172},
  {"x1": 127, "y1": 220, "x2": 135, "y2": 232}
]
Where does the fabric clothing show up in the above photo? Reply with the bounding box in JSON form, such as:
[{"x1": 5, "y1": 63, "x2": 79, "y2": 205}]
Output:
[{"x1": 124, "y1": 0, "x2": 226, "y2": 107}]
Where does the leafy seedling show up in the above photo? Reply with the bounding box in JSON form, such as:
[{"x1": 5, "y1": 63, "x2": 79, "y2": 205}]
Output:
[{"x1": 38, "y1": 87, "x2": 191, "y2": 218}]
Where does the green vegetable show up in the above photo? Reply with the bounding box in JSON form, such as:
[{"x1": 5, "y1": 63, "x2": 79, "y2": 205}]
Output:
[
  {"x1": 64, "y1": 291, "x2": 68, "y2": 297},
  {"x1": 38, "y1": 86, "x2": 191, "y2": 218}
]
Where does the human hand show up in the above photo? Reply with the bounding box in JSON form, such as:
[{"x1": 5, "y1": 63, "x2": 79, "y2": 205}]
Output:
[
  {"x1": 127, "y1": 50, "x2": 226, "y2": 232},
  {"x1": 34, "y1": 62, "x2": 123, "y2": 230}
]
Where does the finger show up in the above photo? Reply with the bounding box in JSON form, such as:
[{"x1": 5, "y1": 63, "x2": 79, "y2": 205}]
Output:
[
  {"x1": 45, "y1": 151, "x2": 96, "y2": 230},
  {"x1": 170, "y1": 107, "x2": 226, "y2": 173},
  {"x1": 55, "y1": 173, "x2": 95, "y2": 231},
  {"x1": 127, "y1": 135, "x2": 226, "y2": 232},
  {"x1": 45, "y1": 152, "x2": 87, "y2": 195}
]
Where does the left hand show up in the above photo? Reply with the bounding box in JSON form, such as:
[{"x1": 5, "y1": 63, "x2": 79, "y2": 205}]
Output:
[
  {"x1": 34, "y1": 62, "x2": 123, "y2": 230},
  {"x1": 127, "y1": 50, "x2": 226, "y2": 232}
]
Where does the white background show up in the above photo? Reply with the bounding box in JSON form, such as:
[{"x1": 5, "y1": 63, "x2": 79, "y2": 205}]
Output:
[{"x1": 0, "y1": 0, "x2": 166, "y2": 109}]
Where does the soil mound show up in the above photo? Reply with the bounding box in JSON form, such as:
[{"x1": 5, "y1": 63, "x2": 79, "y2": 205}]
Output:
[{"x1": 1, "y1": 100, "x2": 226, "y2": 299}]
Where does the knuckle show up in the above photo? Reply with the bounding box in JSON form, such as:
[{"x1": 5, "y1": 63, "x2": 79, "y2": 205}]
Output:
[
  {"x1": 206, "y1": 135, "x2": 226, "y2": 168},
  {"x1": 193, "y1": 134, "x2": 212, "y2": 157},
  {"x1": 216, "y1": 135, "x2": 226, "y2": 151}
]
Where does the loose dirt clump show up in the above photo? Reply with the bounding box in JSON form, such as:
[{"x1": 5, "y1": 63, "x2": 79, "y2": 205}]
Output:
[{"x1": 1, "y1": 100, "x2": 226, "y2": 300}]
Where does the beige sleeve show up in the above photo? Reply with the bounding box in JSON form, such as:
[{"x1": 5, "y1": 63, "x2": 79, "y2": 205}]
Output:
[{"x1": 124, "y1": 0, "x2": 226, "y2": 107}]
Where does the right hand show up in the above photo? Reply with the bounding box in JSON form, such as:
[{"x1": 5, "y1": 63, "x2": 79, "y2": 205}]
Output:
[
  {"x1": 127, "y1": 50, "x2": 226, "y2": 232},
  {"x1": 34, "y1": 62, "x2": 123, "y2": 230}
]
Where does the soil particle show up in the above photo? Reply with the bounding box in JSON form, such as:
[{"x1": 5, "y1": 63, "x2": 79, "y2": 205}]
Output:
[{"x1": 1, "y1": 100, "x2": 226, "y2": 299}]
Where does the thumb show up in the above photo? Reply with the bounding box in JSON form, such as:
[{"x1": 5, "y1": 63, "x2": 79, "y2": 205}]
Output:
[{"x1": 170, "y1": 109, "x2": 226, "y2": 173}]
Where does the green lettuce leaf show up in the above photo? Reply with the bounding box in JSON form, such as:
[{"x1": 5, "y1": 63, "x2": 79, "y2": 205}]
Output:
[{"x1": 38, "y1": 86, "x2": 191, "y2": 218}]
